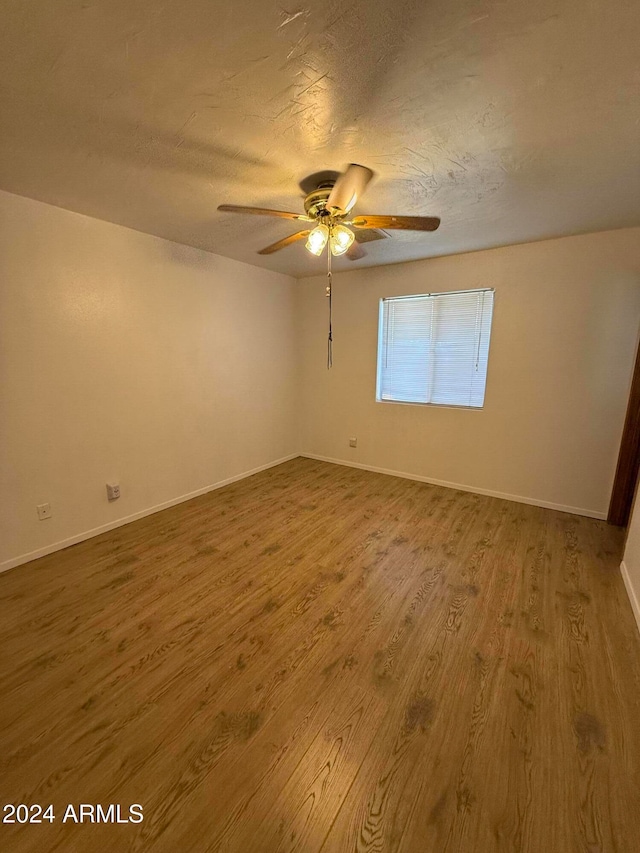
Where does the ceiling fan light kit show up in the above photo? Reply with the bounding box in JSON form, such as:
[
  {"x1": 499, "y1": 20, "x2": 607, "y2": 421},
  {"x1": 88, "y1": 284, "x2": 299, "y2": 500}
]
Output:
[{"x1": 306, "y1": 221, "x2": 355, "y2": 257}]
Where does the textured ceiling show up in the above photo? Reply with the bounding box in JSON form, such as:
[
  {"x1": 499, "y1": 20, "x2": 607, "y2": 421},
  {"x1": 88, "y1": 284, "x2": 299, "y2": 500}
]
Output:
[{"x1": 0, "y1": 0, "x2": 638, "y2": 277}]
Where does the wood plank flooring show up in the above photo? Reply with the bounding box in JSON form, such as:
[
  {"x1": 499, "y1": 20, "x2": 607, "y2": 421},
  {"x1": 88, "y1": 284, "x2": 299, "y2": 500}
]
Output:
[{"x1": 1, "y1": 457, "x2": 639, "y2": 852}]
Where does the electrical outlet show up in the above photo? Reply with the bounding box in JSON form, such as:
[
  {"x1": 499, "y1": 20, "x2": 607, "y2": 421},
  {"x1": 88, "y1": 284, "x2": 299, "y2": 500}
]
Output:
[
  {"x1": 349, "y1": 437, "x2": 357, "y2": 448},
  {"x1": 37, "y1": 503, "x2": 52, "y2": 520},
  {"x1": 106, "y1": 483, "x2": 120, "y2": 501}
]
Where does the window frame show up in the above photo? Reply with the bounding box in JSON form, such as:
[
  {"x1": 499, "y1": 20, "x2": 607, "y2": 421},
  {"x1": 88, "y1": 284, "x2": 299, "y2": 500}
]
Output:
[{"x1": 375, "y1": 287, "x2": 494, "y2": 410}]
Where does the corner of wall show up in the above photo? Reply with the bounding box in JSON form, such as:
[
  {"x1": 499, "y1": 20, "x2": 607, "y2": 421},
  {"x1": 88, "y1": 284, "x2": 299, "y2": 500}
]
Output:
[{"x1": 620, "y1": 560, "x2": 640, "y2": 635}]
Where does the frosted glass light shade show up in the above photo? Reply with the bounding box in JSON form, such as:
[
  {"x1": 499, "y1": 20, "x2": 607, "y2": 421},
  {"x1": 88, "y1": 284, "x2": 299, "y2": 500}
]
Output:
[
  {"x1": 306, "y1": 224, "x2": 329, "y2": 255},
  {"x1": 330, "y1": 224, "x2": 355, "y2": 256}
]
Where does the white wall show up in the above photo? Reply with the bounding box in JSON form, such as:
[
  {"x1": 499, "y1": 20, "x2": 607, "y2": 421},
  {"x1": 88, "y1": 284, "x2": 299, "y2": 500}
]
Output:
[
  {"x1": 297, "y1": 228, "x2": 640, "y2": 518},
  {"x1": 0, "y1": 190, "x2": 297, "y2": 569}
]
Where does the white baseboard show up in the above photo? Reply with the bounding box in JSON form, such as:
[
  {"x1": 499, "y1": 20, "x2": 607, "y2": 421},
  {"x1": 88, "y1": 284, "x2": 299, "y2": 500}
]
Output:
[
  {"x1": 620, "y1": 561, "x2": 640, "y2": 635},
  {"x1": 0, "y1": 454, "x2": 298, "y2": 575},
  {"x1": 300, "y1": 453, "x2": 606, "y2": 519}
]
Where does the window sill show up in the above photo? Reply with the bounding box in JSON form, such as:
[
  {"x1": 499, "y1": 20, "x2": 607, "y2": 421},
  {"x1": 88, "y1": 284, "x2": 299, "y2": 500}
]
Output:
[{"x1": 375, "y1": 398, "x2": 484, "y2": 411}]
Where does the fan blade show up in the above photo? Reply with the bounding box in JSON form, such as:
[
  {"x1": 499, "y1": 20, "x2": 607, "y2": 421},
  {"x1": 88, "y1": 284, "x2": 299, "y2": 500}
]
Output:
[
  {"x1": 350, "y1": 214, "x2": 440, "y2": 231},
  {"x1": 326, "y1": 164, "x2": 374, "y2": 216},
  {"x1": 218, "y1": 204, "x2": 310, "y2": 221},
  {"x1": 257, "y1": 230, "x2": 310, "y2": 255},
  {"x1": 346, "y1": 242, "x2": 366, "y2": 261},
  {"x1": 353, "y1": 227, "x2": 387, "y2": 243}
]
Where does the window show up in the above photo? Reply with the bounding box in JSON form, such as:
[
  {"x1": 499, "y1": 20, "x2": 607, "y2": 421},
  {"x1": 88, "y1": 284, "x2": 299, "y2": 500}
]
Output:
[{"x1": 376, "y1": 288, "x2": 494, "y2": 408}]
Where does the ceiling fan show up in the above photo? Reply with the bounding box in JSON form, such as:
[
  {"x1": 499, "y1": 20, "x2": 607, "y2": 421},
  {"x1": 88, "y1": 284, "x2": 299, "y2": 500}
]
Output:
[{"x1": 217, "y1": 164, "x2": 440, "y2": 261}]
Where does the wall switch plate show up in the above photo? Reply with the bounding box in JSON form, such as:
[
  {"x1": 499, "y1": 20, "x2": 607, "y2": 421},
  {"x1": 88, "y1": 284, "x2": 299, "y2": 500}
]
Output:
[
  {"x1": 37, "y1": 503, "x2": 52, "y2": 520},
  {"x1": 106, "y1": 483, "x2": 120, "y2": 501},
  {"x1": 349, "y1": 437, "x2": 358, "y2": 448}
]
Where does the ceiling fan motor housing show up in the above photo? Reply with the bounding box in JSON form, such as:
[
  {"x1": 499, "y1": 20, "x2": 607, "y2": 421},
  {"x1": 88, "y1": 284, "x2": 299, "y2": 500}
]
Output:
[{"x1": 303, "y1": 183, "x2": 339, "y2": 220}]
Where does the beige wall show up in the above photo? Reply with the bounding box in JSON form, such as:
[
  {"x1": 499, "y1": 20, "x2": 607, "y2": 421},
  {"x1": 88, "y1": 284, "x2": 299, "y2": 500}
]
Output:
[
  {"x1": 297, "y1": 228, "x2": 640, "y2": 517},
  {"x1": 622, "y1": 497, "x2": 640, "y2": 633},
  {"x1": 3, "y1": 190, "x2": 640, "y2": 571},
  {"x1": 0, "y1": 190, "x2": 297, "y2": 569}
]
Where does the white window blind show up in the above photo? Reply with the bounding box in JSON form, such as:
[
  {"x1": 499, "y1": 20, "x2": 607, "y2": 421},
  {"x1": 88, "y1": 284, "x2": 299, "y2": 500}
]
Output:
[{"x1": 376, "y1": 288, "x2": 494, "y2": 408}]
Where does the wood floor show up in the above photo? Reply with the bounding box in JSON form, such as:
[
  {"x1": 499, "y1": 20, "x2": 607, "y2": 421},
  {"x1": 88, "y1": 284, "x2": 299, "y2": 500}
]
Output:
[{"x1": 1, "y1": 458, "x2": 640, "y2": 853}]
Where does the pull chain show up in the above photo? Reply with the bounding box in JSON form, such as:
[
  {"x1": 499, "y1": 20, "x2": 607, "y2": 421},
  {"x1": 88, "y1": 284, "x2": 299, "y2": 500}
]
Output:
[{"x1": 326, "y1": 243, "x2": 333, "y2": 369}]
